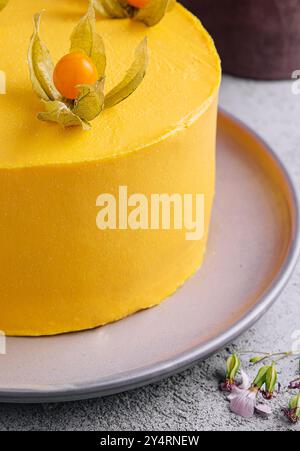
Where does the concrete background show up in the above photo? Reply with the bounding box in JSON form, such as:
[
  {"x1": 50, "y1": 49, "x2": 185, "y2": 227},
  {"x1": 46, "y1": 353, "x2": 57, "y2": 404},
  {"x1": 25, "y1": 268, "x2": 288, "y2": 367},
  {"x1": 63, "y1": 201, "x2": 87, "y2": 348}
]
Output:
[{"x1": 0, "y1": 75, "x2": 299, "y2": 431}]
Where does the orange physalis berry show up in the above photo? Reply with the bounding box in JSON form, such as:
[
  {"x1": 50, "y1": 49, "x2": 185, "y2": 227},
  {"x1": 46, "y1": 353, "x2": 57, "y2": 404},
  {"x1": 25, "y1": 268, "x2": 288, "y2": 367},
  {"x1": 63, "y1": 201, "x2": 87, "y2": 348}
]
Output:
[
  {"x1": 127, "y1": 0, "x2": 149, "y2": 9},
  {"x1": 53, "y1": 52, "x2": 98, "y2": 100}
]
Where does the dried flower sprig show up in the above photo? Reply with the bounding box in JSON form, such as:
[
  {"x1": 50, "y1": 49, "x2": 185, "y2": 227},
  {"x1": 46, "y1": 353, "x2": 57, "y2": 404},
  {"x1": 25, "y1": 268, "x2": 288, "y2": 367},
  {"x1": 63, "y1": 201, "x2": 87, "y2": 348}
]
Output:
[
  {"x1": 228, "y1": 367, "x2": 272, "y2": 419},
  {"x1": 28, "y1": 2, "x2": 148, "y2": 130},
  {"x1": 94, "y1": 0, "x2": 176, "y2": 27},
  {"x1": 240, "y1": 349, "x2": 300, "y2": 365},
  {"x1": 220, "y1": 352, "x2": 300, "y2": 425}
]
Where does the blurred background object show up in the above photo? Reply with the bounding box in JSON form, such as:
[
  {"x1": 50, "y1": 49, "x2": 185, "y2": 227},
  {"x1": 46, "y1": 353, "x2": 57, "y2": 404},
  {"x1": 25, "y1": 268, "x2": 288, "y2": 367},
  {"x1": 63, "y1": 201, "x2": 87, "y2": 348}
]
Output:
[{"x1": 180, "y1": 0, "x2": 300, "y2": 80}]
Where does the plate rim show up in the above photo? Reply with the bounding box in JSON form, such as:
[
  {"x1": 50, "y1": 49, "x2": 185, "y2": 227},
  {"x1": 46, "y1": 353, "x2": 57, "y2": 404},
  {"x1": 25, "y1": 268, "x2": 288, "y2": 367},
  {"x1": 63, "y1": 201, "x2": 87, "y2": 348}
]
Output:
[{"x1": 1, "y1": 108, "x2": 300, "y2": 403}]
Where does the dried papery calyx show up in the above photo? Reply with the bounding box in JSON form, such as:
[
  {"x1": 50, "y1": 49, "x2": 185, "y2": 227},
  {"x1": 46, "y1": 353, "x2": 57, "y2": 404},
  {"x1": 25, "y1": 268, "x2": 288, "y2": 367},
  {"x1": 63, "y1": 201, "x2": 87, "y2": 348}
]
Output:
[
  {"x1": 28, "y1": 2, "x2": 148, "y2": 130},
  {"x1": 93, "y1": 0, "x2": 176, "y2": 27},
  {"x1": 104, "y1": 38, "x2": 148, "y2": 109},
  {"x1": 134, "y1": 0, "x2": 176, "y2": 26}
]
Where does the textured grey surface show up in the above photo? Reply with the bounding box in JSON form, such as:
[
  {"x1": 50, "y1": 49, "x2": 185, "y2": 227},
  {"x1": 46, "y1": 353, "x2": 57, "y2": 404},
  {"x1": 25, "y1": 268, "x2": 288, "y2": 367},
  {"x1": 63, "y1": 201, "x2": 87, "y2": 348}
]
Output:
[{"x1": 0, "y1": 76, "x2": 299, "y2": 431}]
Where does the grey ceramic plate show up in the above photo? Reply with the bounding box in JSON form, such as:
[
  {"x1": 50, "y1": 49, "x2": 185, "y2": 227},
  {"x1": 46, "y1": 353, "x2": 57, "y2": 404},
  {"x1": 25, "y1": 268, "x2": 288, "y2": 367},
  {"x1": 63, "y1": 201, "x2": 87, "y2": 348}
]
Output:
[{"x1": 0, "y1": 110, "x2": 299, "y2": 403}]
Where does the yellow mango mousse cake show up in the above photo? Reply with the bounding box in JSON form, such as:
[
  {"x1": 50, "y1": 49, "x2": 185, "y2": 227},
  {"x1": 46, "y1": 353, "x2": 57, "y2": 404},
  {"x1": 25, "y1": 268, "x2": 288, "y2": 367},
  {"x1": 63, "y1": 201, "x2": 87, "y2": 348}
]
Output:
[{"x1": 0, "y1": 0, "x2": 221, "y2": 336}]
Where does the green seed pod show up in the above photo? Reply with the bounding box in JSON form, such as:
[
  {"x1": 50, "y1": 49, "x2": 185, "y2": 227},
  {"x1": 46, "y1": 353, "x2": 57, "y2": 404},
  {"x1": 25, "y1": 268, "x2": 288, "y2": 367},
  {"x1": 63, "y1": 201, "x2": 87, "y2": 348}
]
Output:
[
  {"x1": 250, "y1": 356, "x2": 265, "y2": 364},
  {"x1": 253, "y1": 365, "x2": 270, "y2": 389},
  {"x1": 290, "y1": 392, "x2": 300, "y2": 418},
  {"x1": 265, "y1": 363, "x2": 278, "y2": 394},
  {"x1": 226, "y1": 354, "x2": 241, "y2": 381}
]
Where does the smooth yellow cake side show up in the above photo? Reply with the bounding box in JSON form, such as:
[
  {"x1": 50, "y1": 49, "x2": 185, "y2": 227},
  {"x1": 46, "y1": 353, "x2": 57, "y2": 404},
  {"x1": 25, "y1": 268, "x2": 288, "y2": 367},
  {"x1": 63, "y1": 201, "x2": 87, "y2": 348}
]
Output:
[{"x1": 0, "y1": 1, "x2": 221, "y2": 336}]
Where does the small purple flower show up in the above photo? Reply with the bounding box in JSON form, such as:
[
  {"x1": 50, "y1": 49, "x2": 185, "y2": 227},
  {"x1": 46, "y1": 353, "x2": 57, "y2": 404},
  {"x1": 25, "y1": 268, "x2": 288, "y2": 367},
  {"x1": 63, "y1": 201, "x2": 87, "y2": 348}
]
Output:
[
  {"x1": 228, "y1": 370, "x2": 272, "y2": 419},
  {"x1": 227, "y1": 369, "x2": 250, "y2": 397},
  {"x1": 230, "y1": 387, "x2": 258, "y2": 418}
]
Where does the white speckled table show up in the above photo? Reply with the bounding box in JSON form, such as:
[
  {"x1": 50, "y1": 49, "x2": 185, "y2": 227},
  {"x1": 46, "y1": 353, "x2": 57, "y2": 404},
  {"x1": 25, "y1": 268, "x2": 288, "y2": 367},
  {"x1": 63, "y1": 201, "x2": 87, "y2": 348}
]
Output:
[{"x1": 0, "y1": 75, "x2": 299, "y2": 431}]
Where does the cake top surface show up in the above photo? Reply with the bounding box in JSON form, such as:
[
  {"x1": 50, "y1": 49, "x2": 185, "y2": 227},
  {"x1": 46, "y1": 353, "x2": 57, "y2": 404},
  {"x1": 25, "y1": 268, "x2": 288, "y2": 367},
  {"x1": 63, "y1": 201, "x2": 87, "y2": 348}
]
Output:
[{"x1": 0, "y1": 0, "x2": 221, "y2": 169}]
